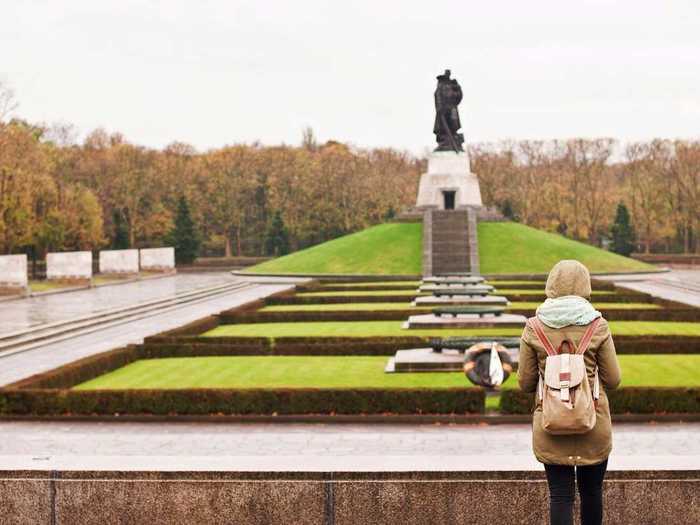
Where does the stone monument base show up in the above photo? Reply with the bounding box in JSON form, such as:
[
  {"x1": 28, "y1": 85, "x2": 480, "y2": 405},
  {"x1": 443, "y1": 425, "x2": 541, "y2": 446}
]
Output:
[
  {"x1": 402, "y1": 313, "x2": 527, "y2": 329},
  {"x1": 385, "y1": 346, "x2": 520, "y2": 373},
  {"x1": 415, "y1": 151, "x2": 482, "y2": 210},
  {"x1": 412, "y1": 295, "x2": 509, "y2": 307}
]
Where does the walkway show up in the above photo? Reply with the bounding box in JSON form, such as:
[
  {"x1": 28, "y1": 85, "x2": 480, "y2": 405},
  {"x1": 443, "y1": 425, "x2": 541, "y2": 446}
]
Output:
[
  {"x1": 0, "y1": 272, "x2": 243, "y2": 335},
  {"x1": 0, "y1": 421, "x2": 697, "y2": 471},
  {"x1": 0, "y1": 274, "x2": 308, "y2": 387},
  {"x1": 598, "y1": 269, "x2": 700, "y2": 308}
]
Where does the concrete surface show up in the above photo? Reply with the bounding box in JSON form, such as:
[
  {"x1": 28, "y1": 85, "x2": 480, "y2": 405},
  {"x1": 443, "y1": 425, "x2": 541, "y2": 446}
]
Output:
[
  {"x1": 0, "y1": 421, "x2": 697, "y2": 472},
  {"x1": 0, "y1": 277, "x2": 300, "y2": 387},
  {"x1": 139, "y1": 247, "x2": 174, "y2": 271},
  {"x1": 98, "y1": 249, "x2": 139, "y2": 274}
]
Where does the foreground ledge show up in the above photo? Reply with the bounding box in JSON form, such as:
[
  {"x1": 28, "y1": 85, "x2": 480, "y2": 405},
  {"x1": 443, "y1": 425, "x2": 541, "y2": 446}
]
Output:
[{"x1": 1, "y1": 468, "x2": 697, "y2": 524}]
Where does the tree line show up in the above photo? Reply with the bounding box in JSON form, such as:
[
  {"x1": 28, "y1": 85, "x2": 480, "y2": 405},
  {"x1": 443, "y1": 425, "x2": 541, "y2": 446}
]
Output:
[
  {"x1": 1, "y1": 88, "x2": 697, "y2": 258},
  {"x1": 0, "y1": 118, "x2": 422, "y2": 258},
  {"x1": 472, "y1": 139, "x2": 699, "y2": 254}
]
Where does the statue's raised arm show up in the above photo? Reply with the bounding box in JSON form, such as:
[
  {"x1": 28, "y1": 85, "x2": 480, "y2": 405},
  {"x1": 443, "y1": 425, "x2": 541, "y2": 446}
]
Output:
[{"x1": 433, "y1": 69, "x2": 464, "y2": 152}]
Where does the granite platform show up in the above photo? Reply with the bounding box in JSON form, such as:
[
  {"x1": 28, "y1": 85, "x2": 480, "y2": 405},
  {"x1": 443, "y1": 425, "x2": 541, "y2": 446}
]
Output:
[
  {"x1": 403, "y1": 312, "x2": 527, "y2": 329},
  {"x1": 412, "y1": 295, "x2": 509, "y2": 307}
]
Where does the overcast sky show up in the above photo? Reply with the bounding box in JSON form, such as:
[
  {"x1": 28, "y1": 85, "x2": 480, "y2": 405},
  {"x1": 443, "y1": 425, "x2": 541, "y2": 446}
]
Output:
[{"x1": 2, "y1": 1, "x2": 699, "y2": 154}]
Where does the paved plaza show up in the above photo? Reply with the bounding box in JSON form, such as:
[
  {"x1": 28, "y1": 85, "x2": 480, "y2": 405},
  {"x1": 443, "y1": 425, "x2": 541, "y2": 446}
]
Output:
[
  {"x1": 0, "y1": 272, "x2": 244, "y2": 335},
  {"x1": 0, "y1": 274, "x2": 308, "y2": 386},
  {"x1": 601, "y1": 269, "x2": 700, "y2": 308},
  {"x1": 0, "y1": 421, "x2": 697, "y2": 472}
]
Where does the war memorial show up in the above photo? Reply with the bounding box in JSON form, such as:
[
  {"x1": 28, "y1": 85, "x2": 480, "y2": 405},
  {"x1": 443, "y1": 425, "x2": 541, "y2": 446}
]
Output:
[{"x1": 0, "y1": 70, "x2": 699, "y2": 524}]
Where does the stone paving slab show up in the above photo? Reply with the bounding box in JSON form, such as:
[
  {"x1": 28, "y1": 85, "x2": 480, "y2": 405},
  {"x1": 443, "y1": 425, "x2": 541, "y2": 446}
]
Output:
[
  {"x1": 598, "y1": 269, "x2": 700, "y2": 308},
  {"x1": 0, "y1": 272, "x2": 241, "y2": 335},
  {"x1": 0, "y1": 422, "x2": 697, "y2": 471},
  {"x1": 0, "y1": 282, "x2": 294, "y2": 387}
]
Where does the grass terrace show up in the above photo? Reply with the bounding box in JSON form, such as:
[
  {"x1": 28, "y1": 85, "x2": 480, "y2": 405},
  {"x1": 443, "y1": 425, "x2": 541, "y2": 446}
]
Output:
[
  {"x1": 204, "y1": 320, "x2": 700, "y2": 338},
  {"x1": 75, "y1": 355, "x2": 700, "y2": 391},
  {"x1": 260, "y1": 302, "x2": 661, "y2": 312}
]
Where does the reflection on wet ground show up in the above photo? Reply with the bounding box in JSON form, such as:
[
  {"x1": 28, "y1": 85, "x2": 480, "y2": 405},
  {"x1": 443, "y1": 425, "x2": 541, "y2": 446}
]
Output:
[{"x1": 0, "y1": 273, "x2": 238, "y2": 335}]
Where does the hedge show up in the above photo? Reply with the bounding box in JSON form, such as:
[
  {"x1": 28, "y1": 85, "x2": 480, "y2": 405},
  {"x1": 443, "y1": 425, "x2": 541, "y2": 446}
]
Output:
[
  {"x1": 507, "y1": 308, "x2": 700, "y2": 322},
  {"x1": 265, "y1": 295, "x2": 412, "y2": 305},
  {"x1": 500, "y1": 387, "x2": 700, "y2": 414},
  {"x1": 503, "y1": 293, "x2": 648, "y2": 303},
  {"x1": 296, "y1": 285, "x2": 419, "y2": 292},
  {"x1": 0, "y1": 388, "x2": 485, "y2": 416}
]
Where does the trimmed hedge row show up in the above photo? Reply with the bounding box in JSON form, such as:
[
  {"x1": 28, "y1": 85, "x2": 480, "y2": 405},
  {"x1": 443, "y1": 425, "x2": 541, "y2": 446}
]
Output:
[
  {"x1": 147, "y1": 335, "x2": 700, "y2": 355},
  {"x1": 219, "y1": 311, "x2": 426, "y2": 323},
  {"x1": 0, "y1": 388, "x2": 485, "y2": 416},
  {"x1": 266, "y1": 295, "x2": 414, "y2": 305},
  {"x1": 296, "y1": 285, "x2": 419, "y2": 292},
  {"x1": 220, "y1": 308, "x2": 700, "y2": 324},
  {"x1": 503, "y1": 293, "x2": 649, "y2": 303},
  {"x1": 507, "y1": 308, "x2": 700, "y2": 322},
  {"x1": 500, "y1": 387, "x2": 700, "y2": 414}
]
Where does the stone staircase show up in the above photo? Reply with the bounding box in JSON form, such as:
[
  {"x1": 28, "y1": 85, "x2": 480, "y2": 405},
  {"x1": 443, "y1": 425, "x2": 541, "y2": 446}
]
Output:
[{"x1": 423, "y1": 209, "x2": 479, "y2": 276}]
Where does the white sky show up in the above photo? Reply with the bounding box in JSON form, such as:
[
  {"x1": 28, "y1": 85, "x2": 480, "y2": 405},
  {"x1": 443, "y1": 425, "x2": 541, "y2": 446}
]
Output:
[{"x1": 2, "y1": 0, "x2": 699, "y2": 154}]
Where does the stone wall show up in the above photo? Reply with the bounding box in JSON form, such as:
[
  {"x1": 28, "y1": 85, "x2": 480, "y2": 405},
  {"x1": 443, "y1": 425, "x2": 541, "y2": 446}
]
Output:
[
  {"x1": 0, "y1": 470, "x2": 696, "y2": 524},
  {"x1": 0, "y1": 254, "x2": 28, "y2": 291},
  {"x1": 99, "y1": 249, "x2": 139, "y2": 275},
  {"x1": 46, "y1": 251, "x2": 92, "y2": 281},
  {"x1": 140, "y1": 247, "x2": 175, "y2": 272}
]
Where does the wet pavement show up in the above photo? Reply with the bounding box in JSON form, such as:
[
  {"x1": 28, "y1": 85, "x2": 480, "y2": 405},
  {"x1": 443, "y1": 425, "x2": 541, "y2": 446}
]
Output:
[
  {"x1": 0, "y1": 281, "x2": 296, "y2": 386},
  {"x1": 0, "y1": 421, "x2": 697, "y2": 471},
  {"x1": 598, "y1": 269, "x2": 700, "y2": 308},
  {"x1": 0, "y1": 272, "x2": 241, "y2": 335}
]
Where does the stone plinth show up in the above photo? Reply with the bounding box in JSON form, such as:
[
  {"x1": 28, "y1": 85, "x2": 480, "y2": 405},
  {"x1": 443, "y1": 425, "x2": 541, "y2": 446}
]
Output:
[
  {"x1": 413, "y1": 295, "x2": 509, "y2": 307},
  {"x1": 403, "y1": 313, "x2": 526, "y2": 329},
  {"x1": 99, "y1": 249, "x2": 139, "y2": 275},
  {"x1": 386, "y1": 346, "x2": 520, "y2": 373},
  {"x1": 386, "y1": 348, "x2": 465, "y2": 373},
  {"x1": 46, "y1": 251, "x2": 92, "y2": 281},
  {"x1": 140, "y1": 247, "x2": 175, "y2": 272},
  {"x1": 415, "y1": 151, "x2": 482, "y2": 210},
  {"x1": 0, "y1": 254, "x2": 28, "y2": 293}
]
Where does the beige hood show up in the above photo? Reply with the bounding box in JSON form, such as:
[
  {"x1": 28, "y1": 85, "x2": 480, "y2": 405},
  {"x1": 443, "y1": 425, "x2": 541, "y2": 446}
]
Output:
[{"x1": 544, "y1": 260, "x2": 592, "y2": 299}]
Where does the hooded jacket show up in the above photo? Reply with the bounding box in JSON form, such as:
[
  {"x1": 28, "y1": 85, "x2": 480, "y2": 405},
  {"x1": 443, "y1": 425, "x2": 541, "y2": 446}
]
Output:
[{"x1": 518, "y1": 260, "x2": 622, "y2": 466}]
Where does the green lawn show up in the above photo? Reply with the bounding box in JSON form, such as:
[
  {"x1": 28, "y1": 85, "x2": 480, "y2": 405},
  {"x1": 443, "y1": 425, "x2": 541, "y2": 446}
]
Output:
[
  {"x1": 204, "y1": 320, "x2": 700, "y2": 338},
  {"x1": 260, "y1": 302, "x2": 659, "y2": 313},
  {"x1": 29, "y1": 280, "x2": 79, "y2": 292},
  {"x1": 478, "y1": 222, "x2": 654, "y2": 274},
  {"x1": 249, "y1": 223, "x2": 422, "y2": 275},
  {"x1": 74, "y1": 355, "x2": 700, "y2": 391}
]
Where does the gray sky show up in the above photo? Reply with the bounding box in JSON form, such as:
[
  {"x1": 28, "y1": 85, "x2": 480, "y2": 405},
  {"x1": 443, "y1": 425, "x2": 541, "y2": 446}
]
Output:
[{"x1": 2, "y1": 0, "x2": 699, "y2": 154}]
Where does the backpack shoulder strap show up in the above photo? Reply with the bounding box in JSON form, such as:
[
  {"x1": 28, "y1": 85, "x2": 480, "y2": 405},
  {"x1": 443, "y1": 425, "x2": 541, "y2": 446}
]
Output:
[
  {"x1": 527, "y1": 317, "x2": 558, "y2": 357},
  {"x1": 576, "y1": 317, "x2": 602, "y2": 355}
]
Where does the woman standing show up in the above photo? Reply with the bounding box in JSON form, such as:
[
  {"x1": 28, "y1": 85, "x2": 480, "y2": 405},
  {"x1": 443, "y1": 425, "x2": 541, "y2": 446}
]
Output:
[{"x1": 518, "y1": 260, "x2": 621, "y2": 525}]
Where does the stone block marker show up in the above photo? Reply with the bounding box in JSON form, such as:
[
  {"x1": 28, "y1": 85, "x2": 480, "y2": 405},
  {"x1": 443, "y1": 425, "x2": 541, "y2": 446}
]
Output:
[
  {"x1": 46, "y1": 251, "x2": 92, "y2": 282},
  {"x1": 140, "y1": 247, "x2": 175, "y2": 272},
  {"x1": 99, "y1": 249, "x2": 139, "y2": 275},
  {"x1": 0, "y1": 254, "x2": 28, "y2": 294}
]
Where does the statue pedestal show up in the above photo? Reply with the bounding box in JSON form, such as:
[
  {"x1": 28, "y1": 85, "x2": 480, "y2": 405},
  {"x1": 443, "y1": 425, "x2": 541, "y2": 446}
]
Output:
[{"x1": 415, "y1": 151, "x2": 482, "y2": 210}]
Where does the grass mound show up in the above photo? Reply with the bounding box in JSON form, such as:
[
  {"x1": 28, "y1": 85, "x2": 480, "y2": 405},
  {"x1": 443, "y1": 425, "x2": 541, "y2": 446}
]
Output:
[
  {"x1": 479, "y1": 222, "x2": 654, "y2": 274},
  {"x1": 249, "y1": 223, "x2": 422, "y2": 275},
  {"x1": 248, "y1": 219, "x2": 653, "y2": 276}
]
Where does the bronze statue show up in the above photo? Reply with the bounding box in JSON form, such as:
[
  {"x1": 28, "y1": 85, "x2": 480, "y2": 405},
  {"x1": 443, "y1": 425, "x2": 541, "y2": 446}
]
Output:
[{"x1": 433, "y1": 70, "x2": 464, "y2": 152}]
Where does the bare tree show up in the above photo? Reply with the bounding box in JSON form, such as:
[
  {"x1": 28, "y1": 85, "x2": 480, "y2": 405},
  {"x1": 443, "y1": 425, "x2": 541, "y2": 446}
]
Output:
[{"x1": 0, "y1": 80, "x2": 18, "y2": 122}]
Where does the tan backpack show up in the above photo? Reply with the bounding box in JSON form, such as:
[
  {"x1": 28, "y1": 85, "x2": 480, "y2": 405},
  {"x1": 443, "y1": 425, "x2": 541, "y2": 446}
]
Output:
[{"x1": 528, "y1": 317, "x2": 601, "y2": 435}]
